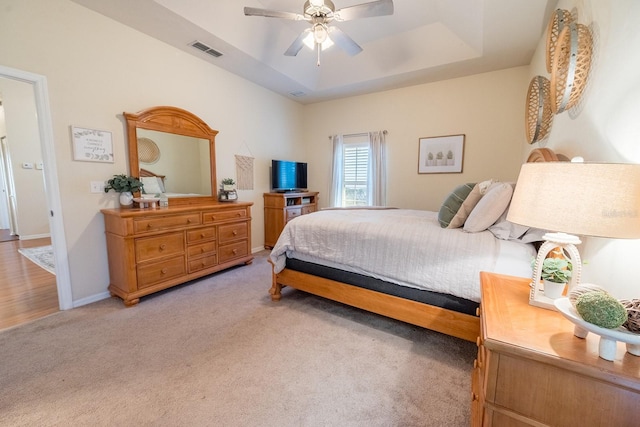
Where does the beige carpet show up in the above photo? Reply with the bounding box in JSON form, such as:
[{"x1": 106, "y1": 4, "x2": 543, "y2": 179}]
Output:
[{"x1": 0, "y1": 250, "x2": 475, "y2": 426}]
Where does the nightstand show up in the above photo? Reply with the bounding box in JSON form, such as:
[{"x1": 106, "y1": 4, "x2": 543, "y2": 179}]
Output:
[{"x1": 472, "y1": 272, "x2": 640, "y2": 427}]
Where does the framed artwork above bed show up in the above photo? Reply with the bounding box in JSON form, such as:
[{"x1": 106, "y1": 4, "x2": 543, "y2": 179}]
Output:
[{"x1": 418, "y1": 134, "x2": 464, "y2": 174}]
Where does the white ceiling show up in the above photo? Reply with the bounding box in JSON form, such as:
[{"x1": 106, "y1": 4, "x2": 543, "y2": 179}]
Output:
[{"x1": 71, "y1": 0, "x2": 555, "y2": 104}]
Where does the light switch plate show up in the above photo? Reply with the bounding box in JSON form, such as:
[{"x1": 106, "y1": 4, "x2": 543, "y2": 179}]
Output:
[{"x1": 90, "y1": 181, "x2": 104, "y2": 193}]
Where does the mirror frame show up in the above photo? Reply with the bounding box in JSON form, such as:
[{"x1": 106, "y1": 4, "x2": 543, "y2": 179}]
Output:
[{"x1": 124, "y1": 106, "x2": 218, "y2": 206}]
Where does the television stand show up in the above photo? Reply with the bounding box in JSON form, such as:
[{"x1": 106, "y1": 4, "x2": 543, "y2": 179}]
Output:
[{"x1": 263, "y1": 191, "x2": 319, "y2": 249}]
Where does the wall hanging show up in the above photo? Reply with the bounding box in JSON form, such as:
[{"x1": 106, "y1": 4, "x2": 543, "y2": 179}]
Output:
[
  {"x1": 545, "y1": 9, "x2": 574, "y2": 73},
  {"x1": 525, "y1": 76, "x2": 553, "y2": 144},
  {"x1": 550, "y1": 22, "x2": 594, "y2": 114},
  {"x1": 137, "y1": 137, "x2": 160, "y2": 164}
]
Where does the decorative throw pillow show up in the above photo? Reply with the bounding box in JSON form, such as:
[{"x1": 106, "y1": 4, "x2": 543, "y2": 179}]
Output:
[
  {"x1": 141, "y1": 176, "x2": 164, "y2": 194},
  {"x1": 447, "y1": 179, "x2": 494, "y2": 229},
  {"x1": 488, "y1": 206, "x2": 531, "y2": 240},
  {"x1": 463, "y1": 182, "x2": 513, "y2": 232},
  {"x1": 437, "y1": 183, "x2": 476, "y2": 228}
]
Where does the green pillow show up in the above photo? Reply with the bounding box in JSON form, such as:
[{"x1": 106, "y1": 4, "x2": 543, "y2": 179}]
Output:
[{"x1": 438, "y1": 183, "x2": 476, "y2": 228}]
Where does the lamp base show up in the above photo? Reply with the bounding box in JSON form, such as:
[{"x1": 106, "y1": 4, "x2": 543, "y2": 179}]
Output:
[{"x1": 530, "y1": 234, "x2": 583, "y2": 310}]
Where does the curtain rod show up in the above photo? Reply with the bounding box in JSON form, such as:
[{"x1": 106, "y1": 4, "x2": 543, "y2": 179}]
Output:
[{"x1": 328, "y1": 130, "x2": 387, "y2": 139}]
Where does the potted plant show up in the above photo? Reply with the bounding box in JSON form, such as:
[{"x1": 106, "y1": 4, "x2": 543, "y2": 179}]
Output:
[
  {"x1": 427, "y1": 152, "x2": 434, "y2": 166},
  {"x1": 221, "y1": 178, "x2": 236, "y2": 191},
  {"x1": 219, "y1": 178, "x2": 237, "y2": 202},
  {"x1": 104, "y1": 174, "x2": 144, "y2": 208},
  {"x1": 539, "y1": 257, "x2": 572, "y2": 299},
  {"x1": 446, "y1": 150, "x2": 454, "y2": 165},
  {"x1": 436, "y1": 151, "x2": 445, "y2": 166}
]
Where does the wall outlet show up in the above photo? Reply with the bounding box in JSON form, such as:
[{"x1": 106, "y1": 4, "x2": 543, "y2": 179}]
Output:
[
  {"x1": 90, "y1": 181, "x2": 105, "y2": 193},
  {"x1": 22, "y1": 162, "x2": 34, "y2": 169},
  {"x1": 36, "y1": 162, "x2": 44, "y2": 170}
]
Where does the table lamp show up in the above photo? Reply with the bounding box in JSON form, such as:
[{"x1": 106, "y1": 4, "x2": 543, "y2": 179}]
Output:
[{"x1": 507, "y1": 161, "x2": 640, "y2": 310}]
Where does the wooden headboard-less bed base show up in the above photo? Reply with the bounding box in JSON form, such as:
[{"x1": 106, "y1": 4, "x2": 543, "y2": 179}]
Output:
[{"x1": 268, "y1": 148, "x2": 564, "y2": 342}]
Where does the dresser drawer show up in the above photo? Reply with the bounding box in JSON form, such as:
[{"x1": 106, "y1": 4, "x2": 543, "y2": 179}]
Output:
[
  {"x1": 134, "y1": 213, "x2": 200, "y2": 234},
  {"x1": 135, "y1": 232, "x2": 184, "y2": 262},
  {"x1": 137, "y1": 256, "x2": 185, "y2": 288},
  {"x1": 301, "y1": 205, "x2": 316, "y2": 215},
  {"x1": 218, "y1": 222, "x2": 248, "y2": 243},
  {"x1": 187, "y1": 227, "x2": 216, "y2": 243},
  {"x1": 188, "y1": 255, "x2": 218, "y2": 273},
  {"x1": 187, "y1": 241, "x2": 216, "y2": 258},
  {"x1": 202, "y1": 209, "x2": 247, "y2": 224},
  {"x1": 286, "y1": 208, "x2": 302, "y2": 221},
  {"x1": 219, "y1": 241, "x2": 249, "y2": 263}
]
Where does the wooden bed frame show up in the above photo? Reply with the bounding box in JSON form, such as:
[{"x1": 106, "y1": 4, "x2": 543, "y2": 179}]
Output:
[{"x1": 268, "y1": 148, "x2": 563, "y2": 342}]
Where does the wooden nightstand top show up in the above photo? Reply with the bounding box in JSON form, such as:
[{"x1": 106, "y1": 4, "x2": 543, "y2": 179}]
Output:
[{"x1": 480, "y1": 271, "x2": 640, "y2": 392}]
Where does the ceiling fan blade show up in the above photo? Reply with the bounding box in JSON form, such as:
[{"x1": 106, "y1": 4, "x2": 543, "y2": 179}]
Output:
[
  {"x1": 335, "y1": 0, "x2": 394, "y2": 22},
  {"x1": 328, "y1": 27, "x2": 363, "y2": 56},
  {"x1": 243, "y1": 7, "x2": 304, "y2": 21},
  {"x1": 284, "y1": 29, "x2": 311, "y2": 56}
]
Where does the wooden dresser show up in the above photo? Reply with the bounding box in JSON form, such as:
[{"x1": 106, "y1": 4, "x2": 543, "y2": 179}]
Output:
[
  {"x1": 101, "y1": 203, "x2": 253, "y2": 306},
  {"x1": 263, "y1": 191, "x2": 318, "y2": 249},
  {"x1": 473, "y1": 272, "x2": 640, "y2": 426}
]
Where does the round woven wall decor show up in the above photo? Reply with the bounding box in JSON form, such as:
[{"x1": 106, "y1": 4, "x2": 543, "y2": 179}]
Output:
[
  {"x1": 525, "y1": 76, "x2": 553, "y2": 144},
  {"x1": 550, "y1": 22, "x2": 594, "y2": 114},
  {"x1": 545, "y1": 9, "x2": 574, "y2": 73},
  {"x1": 137, "y1": 137, "x2": 160, "y2": 164}
]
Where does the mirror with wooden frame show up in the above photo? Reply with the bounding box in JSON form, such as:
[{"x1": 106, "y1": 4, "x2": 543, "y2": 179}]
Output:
[{"x1": 124, "y1": 106, "x2": 218, "y2": 206}]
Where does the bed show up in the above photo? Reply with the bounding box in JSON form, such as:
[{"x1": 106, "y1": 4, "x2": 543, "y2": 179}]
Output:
[{"x1": 268, "y1": 148, "x2": 564, "y2": 342}]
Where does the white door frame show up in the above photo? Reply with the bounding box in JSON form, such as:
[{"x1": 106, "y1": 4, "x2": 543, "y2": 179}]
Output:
[{"x1": 0, "y1": 65, "x2": 72, "y2": 310}]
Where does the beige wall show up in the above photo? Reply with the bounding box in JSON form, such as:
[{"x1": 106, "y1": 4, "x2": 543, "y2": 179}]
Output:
[
  {"x1": 523, "y1": 0, "x2": 640, "y2": 298},
  {"x1": 0, "y1": 78, "x2": 49, "y2": 238},
  {"x1": 0, "y1": 0, "x2": 304, "y2": 303},
  {"x1": 303, "y1": 67, "x2": 529, "y2": 212}
]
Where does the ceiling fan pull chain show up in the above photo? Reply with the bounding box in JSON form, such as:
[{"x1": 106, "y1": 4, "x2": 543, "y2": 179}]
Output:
[{"x1": 317, "y1": 43, "x2": 321, "y2": 67}]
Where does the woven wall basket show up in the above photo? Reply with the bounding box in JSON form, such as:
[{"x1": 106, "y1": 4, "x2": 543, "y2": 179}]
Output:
[
  {"x1": 550, "y1": 22, "x2": 594, "y2": 114},
  {"x1": 525, "y1": 76, "x2": 553, "y2": 144},
  {"x1": 545, "y1": 9, "x2": 574, "y2": 73},
  {"x1": 137, "y1": 137, "x2": 161, "y2": 164}
]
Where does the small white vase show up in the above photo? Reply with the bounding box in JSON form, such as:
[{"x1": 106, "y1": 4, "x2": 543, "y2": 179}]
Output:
[
  {"x1": 543, "y1": 280, "x2": 566, "y2": 299},
  {"x1": 119, "y1": 191, "x2": 134, "y2": 208}
]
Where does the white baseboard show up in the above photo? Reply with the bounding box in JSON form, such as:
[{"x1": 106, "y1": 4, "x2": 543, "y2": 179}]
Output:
[
  {"x1": 72, "y1": 291, "x2": 111, "y2": 308},
  {"x1": 19, "y1": 233, "x2": 51, "y2": 240}
]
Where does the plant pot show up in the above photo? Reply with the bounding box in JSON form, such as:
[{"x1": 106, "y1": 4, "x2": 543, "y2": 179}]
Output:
[
  {"x1": 543, "y1": 279, "x2": 566, "y2": 299},
  {"x1": 119, "y1": 191, "x2": 134, "y2": 208}
]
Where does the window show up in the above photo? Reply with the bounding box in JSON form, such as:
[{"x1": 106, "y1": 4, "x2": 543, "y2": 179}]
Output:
[
  {"x1": 330, "y1": 131, "x2": 386, "y2": 207},
  {"x1": 342, "y1": 141, "x2": 369, "y2": 206}
]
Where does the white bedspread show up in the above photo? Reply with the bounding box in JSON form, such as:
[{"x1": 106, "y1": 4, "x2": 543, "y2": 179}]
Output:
[{"x1": 269, "y1": 209, "x2": 535, "y2": 302}]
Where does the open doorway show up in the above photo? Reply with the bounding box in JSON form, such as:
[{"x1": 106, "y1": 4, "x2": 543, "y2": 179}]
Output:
[{"x1": 0, "y1": 65, "x2": 72, "y2": 328}]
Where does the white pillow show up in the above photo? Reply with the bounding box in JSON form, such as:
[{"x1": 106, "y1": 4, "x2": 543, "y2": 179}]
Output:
[
  {"x1": 463, "y1": 182, "x2": 513, "y2": 232},
  {"x1": 141, "y1": 176, "x2": 164, "y2": 194}
]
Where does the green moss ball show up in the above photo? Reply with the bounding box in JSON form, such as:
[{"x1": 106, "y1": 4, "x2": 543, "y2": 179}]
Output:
[{"x1": 575, "y1": 291, "x2": 627, "y2": 329}]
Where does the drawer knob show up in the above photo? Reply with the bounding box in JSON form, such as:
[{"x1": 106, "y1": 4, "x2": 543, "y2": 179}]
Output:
[
  {"x1": 232, "y1": 230, "x2": 238, "y2": 235},
  {"x1": 476, "y1": 307, "x2": 481, "y2": 317},
  {"x1": 471, "y1": 392, "x2": 478, "y2": 402},
  {"x1": 237, "y1": 213, "x2": 241, "y2": 217},
  {"x1": 201, "y1": 233, "x2": 205, "y2": 238},
  {"x1": 160, "y1": 244, "x2": 166, "y2": 250},
  {"x1": 476, "y1": 337, "x2": 481, "y2": 347},
  {"x1": 201, "y1": 248, "x2": 205, "y2": 253},
  {"x1": 212, "y1": 216, "x2": 216, "y2": 221},
  {"x1": 161, "y1": 268, "x2": 167, "y2": 274},
  {"x1": 232, "y1": 249, "x2": 238, "y2": 254},
  {"x1": 147, "y1": 224, "x2": 152, "y2": 229}
]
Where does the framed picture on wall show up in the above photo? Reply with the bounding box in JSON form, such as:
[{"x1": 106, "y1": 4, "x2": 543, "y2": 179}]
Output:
[
  {"x1": 418, "y1": 134, "x2": 465, "y2": 174},
  {"x1": 71, "y1": 126, "x2": 114, "y2": 163}
]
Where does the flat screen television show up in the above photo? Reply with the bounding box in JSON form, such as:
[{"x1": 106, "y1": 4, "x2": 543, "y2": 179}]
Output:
[{"x1": 271, "y1": 159, "x2": 308, "y2": 192}]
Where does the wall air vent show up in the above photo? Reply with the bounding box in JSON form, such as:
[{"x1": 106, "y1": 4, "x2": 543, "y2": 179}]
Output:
[
  {"x1": 289, "y1": 91, "x2": 306, "y2": 97},
  {"x1": 190, "y1": 41, "x2": 223, "y2": 58}
]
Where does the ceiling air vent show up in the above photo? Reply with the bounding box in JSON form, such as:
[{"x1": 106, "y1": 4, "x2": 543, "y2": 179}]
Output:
[
  {"x1": 190, "y1": 41, "x2": 223, "y2": 58},
  {"x1": 289, "y1": 91, "x2": 306, "y2": 97}
]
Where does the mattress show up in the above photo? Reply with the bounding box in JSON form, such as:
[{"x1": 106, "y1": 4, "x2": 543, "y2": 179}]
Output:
[{"x1": 270, "y1": 209, "x2": 536, "y2": 302}]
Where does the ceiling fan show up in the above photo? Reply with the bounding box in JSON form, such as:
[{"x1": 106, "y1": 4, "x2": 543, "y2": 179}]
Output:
[{"x1": 244, "y1": 0, "x2": 394, "y2": 65}]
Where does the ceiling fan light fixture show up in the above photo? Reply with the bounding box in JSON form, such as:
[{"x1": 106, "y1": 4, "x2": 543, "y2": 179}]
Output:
[{"x1": 303, "y1": 31, "x2": 334, "y2": 51}]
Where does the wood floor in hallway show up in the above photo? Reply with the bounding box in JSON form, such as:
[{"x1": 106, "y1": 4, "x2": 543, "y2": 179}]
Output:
[{"x1": 0, "y1": 237, "x2": 58, "y2": 331}]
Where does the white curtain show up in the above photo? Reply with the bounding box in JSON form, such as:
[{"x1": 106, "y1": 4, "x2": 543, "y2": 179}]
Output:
[
  {"x1": 329, "y1": 134, "x2": 344, "y2": 207},
  {"x1": 368, "y1": 131, "x2": 387, "y2": 206}
]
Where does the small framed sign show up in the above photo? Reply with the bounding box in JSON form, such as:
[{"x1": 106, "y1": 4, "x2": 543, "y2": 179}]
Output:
[{"x1": 71, "y1": 126, "x2": 114, "y2": 163}]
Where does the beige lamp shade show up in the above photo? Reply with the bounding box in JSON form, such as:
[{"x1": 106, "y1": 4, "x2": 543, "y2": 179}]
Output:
[{"x1": 507, "y1": 162, "x2": 640, "y2": 239}]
